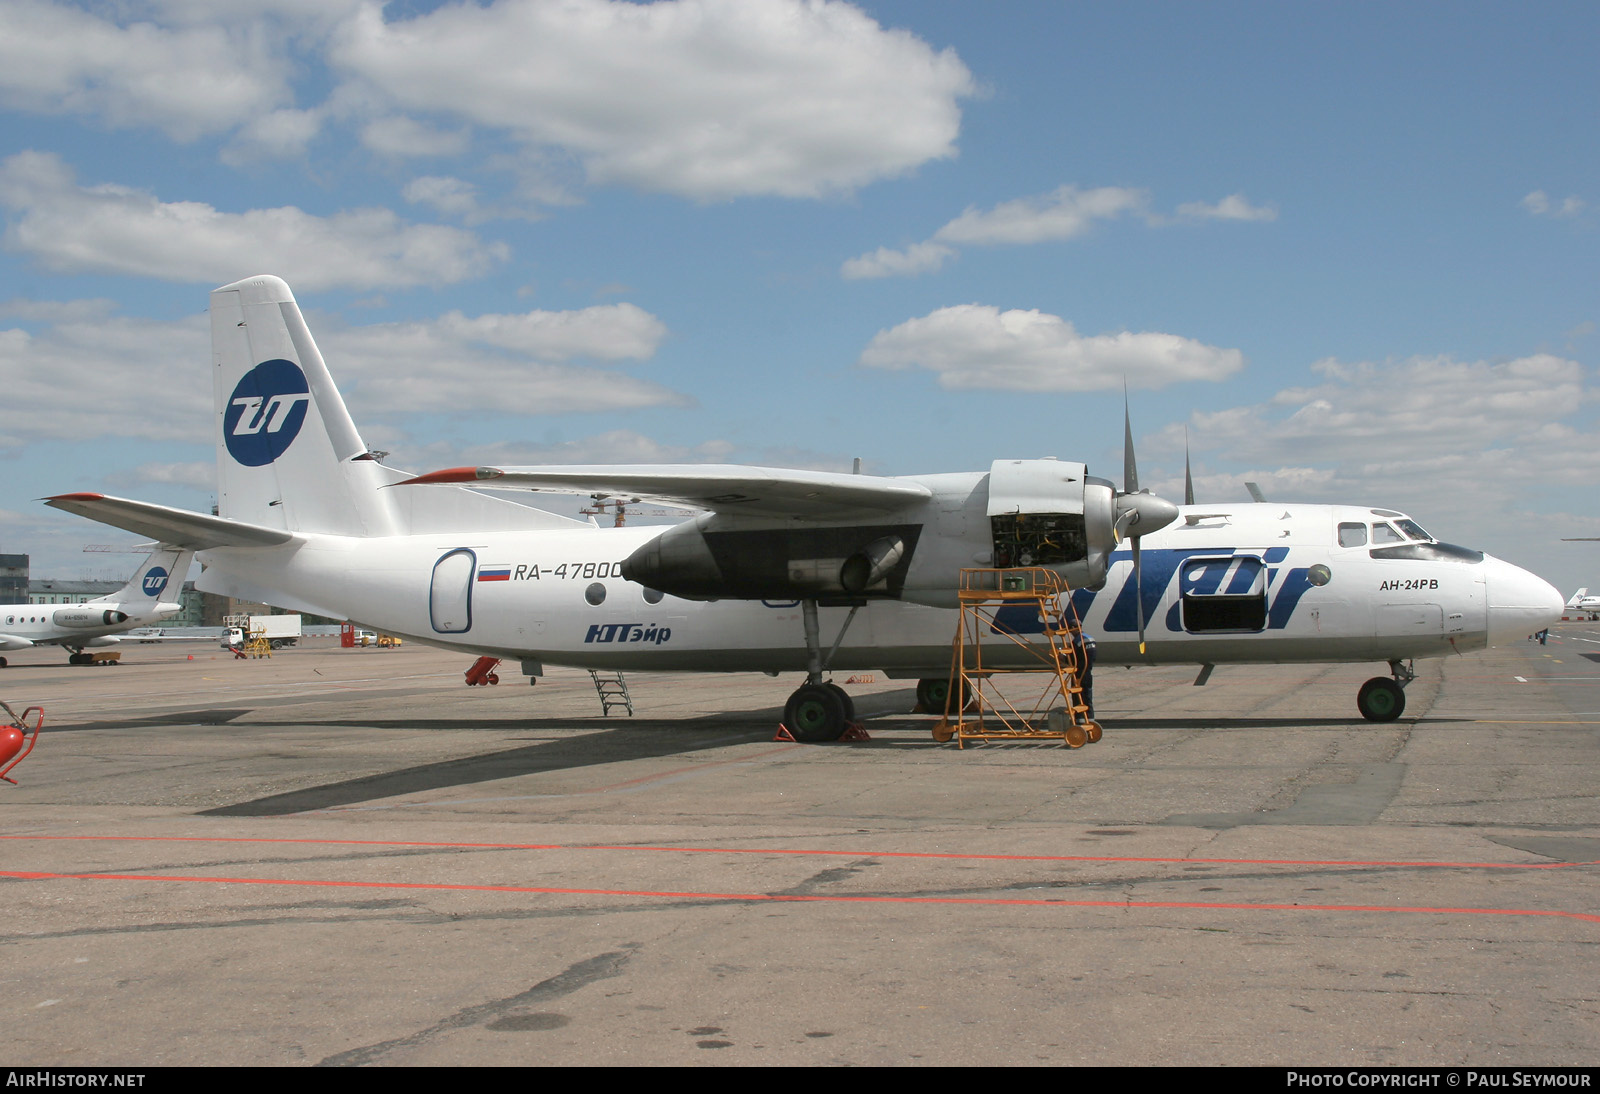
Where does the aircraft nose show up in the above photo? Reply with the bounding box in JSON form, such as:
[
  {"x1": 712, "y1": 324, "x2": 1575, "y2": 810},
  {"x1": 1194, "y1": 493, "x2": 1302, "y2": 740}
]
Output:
[{"x1": 1483, "y1": 555, "x2": 1564, "y2": 646}]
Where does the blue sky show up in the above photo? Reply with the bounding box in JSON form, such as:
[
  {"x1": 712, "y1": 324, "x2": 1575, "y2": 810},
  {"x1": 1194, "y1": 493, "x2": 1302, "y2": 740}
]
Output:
[{"x1": 1, "y1": 0, "x2": 1595, "y2": 593}]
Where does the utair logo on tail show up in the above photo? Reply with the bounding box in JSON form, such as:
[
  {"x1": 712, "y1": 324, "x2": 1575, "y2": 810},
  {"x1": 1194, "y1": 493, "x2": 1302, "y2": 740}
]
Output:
[
  {"x1": 224, "y1": 359, "x2": 311, "y2": 467},
  {"x1": 140, "y1": 567, "x2": 169, "y2": 597}
]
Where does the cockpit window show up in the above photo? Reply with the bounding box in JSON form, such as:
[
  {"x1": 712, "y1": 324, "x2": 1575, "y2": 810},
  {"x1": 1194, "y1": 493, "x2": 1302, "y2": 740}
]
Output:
[
  {"x1": 1338, "y1": 522, "x2": 1367, "y2": 547},
  {"x1": 1395, "y1": 519, "x2": 1432, "y2": 541},
  {"x1": 1372, "y1": 522, "x2": 1404, "y2": 544}
]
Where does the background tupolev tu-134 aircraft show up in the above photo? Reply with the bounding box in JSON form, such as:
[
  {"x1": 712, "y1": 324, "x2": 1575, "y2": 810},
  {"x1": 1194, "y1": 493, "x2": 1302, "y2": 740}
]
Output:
[
  {"x1": 0, "y1": 546, "x2": 194, "y2": 667},
  {"x1": 1567, "y1": 588, "x2": 1600, "y2": 619},
  {"x1": 45, "y1": 275, "x2": 1563, "y2": 740}
]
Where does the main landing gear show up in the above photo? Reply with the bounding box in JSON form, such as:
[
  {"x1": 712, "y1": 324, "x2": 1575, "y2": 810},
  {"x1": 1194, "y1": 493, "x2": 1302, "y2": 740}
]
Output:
[
  {"x1": 1357, "y1": 660, "x2": 1414, "y2": 722},
  {"x1": 782, "y1": 600, "x2": 863, "y2": 742},
  {"x1": 914, "y1": 675, "x2": 968, "y2": 715}
]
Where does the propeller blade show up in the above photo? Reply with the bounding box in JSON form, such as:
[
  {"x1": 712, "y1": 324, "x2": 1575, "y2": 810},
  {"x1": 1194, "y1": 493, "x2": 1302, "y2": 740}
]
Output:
[
  {"x1": 1123, "y1": 391, "x2": 1138, "y2": 495},
  {"x1": 1133, "y1": 535, "x2": 1146, "y2": 654},
  {"x1": 1184, "y1": 428, "x2": 1195, "y2": 506}
]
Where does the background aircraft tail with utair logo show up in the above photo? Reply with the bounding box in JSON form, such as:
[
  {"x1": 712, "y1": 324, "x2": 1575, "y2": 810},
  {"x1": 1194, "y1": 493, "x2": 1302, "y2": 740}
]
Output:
[{"x1": 97, "y1": 545, "x2": 194, "y2": 609}]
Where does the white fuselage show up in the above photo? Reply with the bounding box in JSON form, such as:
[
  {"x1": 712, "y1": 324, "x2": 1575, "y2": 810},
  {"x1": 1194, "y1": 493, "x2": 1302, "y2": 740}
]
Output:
[
  {"x1": 0, "y1": 600, "x2": 181, "y2": 653},
  {"x1": 194, "y1": 499, "x2": 1560, "y2": 676}
]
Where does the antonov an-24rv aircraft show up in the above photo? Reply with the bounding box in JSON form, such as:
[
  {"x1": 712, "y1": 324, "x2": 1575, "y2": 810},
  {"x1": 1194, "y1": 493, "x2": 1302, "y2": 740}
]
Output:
[{"x1": 46, "y1": 275, "x2": 1562, "y2": 740}]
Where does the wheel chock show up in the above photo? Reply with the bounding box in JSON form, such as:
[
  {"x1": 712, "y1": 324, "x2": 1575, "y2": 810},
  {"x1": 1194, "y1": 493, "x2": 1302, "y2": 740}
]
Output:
[{"x1": 773, "y1": 721, "x2": 870, "y2": 743}]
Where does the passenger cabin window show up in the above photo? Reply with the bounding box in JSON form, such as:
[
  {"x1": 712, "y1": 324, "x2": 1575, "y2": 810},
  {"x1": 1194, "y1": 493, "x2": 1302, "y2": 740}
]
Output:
[
  {"x1": 1338, "y1": 522, "x2": 1367, "y2": 547},
  {"x1": 1372, "y1": 522, "x2": 1405, "y2": 544},
  {"x1": 1180, "y1": 556, "x2": 1268, "y2": 633},
  {"x1": 990, "y1": 513, "x2": 1087, "y2": 568}
]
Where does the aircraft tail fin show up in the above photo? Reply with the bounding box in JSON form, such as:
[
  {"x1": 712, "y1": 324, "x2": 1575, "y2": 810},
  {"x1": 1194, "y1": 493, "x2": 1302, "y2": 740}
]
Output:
[
  {"x1": 1567, "y1": 587, "x2": 1588, "y2": 608},
  {"x1": 91, "y1": 545, "x2": 195, "y2": 607},
  {"x1": 210, "y1": 275, "x2": 585, "y2": 538},
  {"x1": 212, "y1": 276, "x2": 400, "y2": 537}
]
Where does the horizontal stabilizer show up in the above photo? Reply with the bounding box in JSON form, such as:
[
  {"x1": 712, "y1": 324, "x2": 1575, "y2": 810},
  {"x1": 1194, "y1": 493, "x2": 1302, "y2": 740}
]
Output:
[
  {"x1": 401, "y1": 464, "x2": 933, "y2": 520},
  {"x1": 44, "y1": 494, "x2": 297, "y2": 550}
]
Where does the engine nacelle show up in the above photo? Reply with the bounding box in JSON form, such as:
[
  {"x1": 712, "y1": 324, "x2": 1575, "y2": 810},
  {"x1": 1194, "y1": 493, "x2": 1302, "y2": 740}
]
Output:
[
  {"x1": 622, "y1": 519, "x2": 921, "y2": 601},
  {"x1": 619, "y1": 458, "x2": 1176, "y2": 605},
  {"x1": 52, "y1": 608, "x2": 129, "y2": 629}
]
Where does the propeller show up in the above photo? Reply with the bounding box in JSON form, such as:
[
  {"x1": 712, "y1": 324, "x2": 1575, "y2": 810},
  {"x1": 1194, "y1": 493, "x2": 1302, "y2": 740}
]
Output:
[
  {"x1": 1111, "y1": 396, "x2": 1180, "y2": 654},
  {"x1": 1184, "y1": 428, "x2": 1195, "y2": 506}
]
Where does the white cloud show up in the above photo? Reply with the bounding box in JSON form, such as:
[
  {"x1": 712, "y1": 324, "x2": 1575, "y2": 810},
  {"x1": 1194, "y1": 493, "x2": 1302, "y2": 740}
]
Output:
[
  {"x1": 1196, "y1": 354, "x2": 1584, "y2": 464},
  {"x1": 361, "y1": 116, "x2": 469, "y2": 158},
  {"x1": 402, "y1": 431, "x2": 735, "y2": 470},
  {"x1": 309, "y1": 311, "x2": 688, "y2": 419},
  {"x1": 432, "y1": 304, "x2": 668, "y2": 360},
  {"x1": 932, "y1": 185, "x2": 1148, "y2": 246},
  {"x1": 0, "y1": 298, "x2": 688, "y2": 448},
  {"x1": 0, "y1": 297, "x2": 118, "y2": 323},
  {"x1": 221, "y1": 107, "x2": 327, "y2": 163},
  {"x1": 328, "y1": 0, "x2": 975, "y2": 200},
  {"x1": 1175, "y1": 193, "x2": 1277, "y2": 222},
  {"x1": 1167, "y1": 353, "x2": 1599, "y2": 532},
  {"x1": 840, "y1": 241, "x2": 954, "y2": 280},
  {"x1": 403, "y1": 176, "x2": 482, "y2": 219},
  {"x1": 107, "y1": 462, "x2": 217, "y2": 492},
  {"x1": 0, "y1": 0, "x2": 293, "y2": 141},
  {"x1": 858, "y1": 304, "x2": 1245, "y2": 391},
  {"x1": 1521, "y1": 190, "x2": 1585, "y2": 217},
  {"x1": 842, "y1": 184, "x2": 1276, "y2": 279},
  {"x1": 0, "y1": 313, "x2": 212, "y2": 446},
  {"x1": 0, "y1": 151, "x2": 508, "y2": 290}
]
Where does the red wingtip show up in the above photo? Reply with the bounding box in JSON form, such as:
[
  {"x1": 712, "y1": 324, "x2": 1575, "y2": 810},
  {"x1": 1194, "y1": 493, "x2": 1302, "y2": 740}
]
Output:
[
  {"x1": 43, "y1": 492, "x2": 108, "y2": 502},
  {"x1": 396, "y1": 466, "x2": 492, "y2": 486}
]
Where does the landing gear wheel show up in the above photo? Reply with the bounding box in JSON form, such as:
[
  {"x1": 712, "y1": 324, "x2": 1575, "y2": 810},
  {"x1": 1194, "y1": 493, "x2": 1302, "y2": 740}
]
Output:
[
  {"x1": 823, "y1": 682, "x2": 856, "y2": 723},
  {"x1": 68, "y1": 652, "x2": 91, "y2": 666},
  {"x1": 785, "y1": 683, "x2": 849, "y2": 742},
  {"x1": 0, "y1": 656, "x2": 7, "y2": 668},
  {"x1": 916, "y1": 675, "x2": 968, "y2": 714},
  {"x1": 1357, "y1": 677, "x2": 1405, "y2": 722}
]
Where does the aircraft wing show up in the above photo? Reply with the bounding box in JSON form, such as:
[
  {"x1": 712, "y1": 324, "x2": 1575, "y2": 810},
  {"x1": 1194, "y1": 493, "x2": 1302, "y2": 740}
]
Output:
[
  {"x1": 400, "y1": 465, "x2": 933, "y2": 520},
  {"x1": 44, "y1": 494, "x2": 297, "y2": 549}
]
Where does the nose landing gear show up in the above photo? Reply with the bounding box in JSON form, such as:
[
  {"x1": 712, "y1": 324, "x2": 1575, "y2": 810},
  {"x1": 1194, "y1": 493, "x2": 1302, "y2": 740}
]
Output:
[{"x1": 1357, "y1": 660, "x2": 1414, "y2": 722}]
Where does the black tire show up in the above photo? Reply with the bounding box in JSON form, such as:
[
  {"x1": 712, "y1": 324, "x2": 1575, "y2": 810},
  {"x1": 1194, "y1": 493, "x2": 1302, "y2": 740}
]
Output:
[
  {"x1": 68, "y1": 652, "x2": 90, "y2": 666},
  {"x1": 823, "y1": 682, "x2": 855, "y2": 723},
  {"x1": 785, "y1": 683, "x2": 849, "y2": 742},
  {"x1": 916, "y1": 676, "x2": 967, "y2": 714},
  {"x1": 0, "y1": 656, "x2": 7, "y2": 667},
  {"x1": 1357, "y1": 677, "x2": 1405, "y2": 722}
]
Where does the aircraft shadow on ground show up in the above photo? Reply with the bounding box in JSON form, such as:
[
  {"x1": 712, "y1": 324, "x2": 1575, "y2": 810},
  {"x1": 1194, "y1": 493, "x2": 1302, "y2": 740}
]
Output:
[{"x1": 199, "y1": 715, "x2": 787, "y2": 817}]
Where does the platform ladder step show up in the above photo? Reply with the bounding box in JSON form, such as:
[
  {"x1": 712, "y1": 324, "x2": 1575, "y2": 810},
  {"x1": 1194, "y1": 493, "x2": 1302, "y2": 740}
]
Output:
[
  {"x1": 942, "y1": 568, "x2": 1100, "y2": 748},
  {"x1": 589, "y1": 670, "x2": 634, "y2": 717}
]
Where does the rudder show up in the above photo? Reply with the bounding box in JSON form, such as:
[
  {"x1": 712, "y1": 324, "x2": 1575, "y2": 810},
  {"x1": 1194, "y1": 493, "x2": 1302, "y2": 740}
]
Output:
[{"x1": 211, "y1": 275, "x2": 400, "y2": 537}]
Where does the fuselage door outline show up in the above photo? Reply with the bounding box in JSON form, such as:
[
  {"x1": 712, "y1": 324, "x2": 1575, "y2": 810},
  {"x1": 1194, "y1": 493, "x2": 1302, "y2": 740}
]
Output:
[{"x1": 430, "y1": 548, "x2": 476, "y2": 634}]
